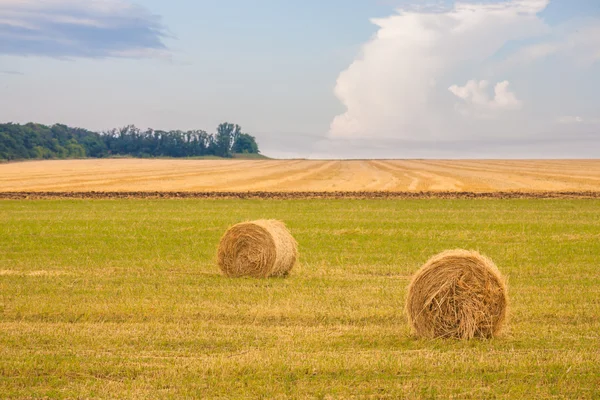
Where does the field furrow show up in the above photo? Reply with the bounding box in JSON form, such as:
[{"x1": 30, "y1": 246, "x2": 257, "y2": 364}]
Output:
[{"x1": 1, "y1": 159, "x2": 599, "y2": 192}]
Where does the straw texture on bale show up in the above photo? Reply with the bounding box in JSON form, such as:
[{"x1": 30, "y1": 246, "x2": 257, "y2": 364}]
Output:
[
  {"x1": 217, "y1": 220, "x2": 298, "y2": 278},
  {"x1": 406, "y1": 250, "x2": 508, "y2": 340}
]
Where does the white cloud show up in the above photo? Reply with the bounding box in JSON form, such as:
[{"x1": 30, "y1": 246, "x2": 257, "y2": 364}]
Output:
[
  {"x1": 329, "y1": 0, "x2": 600, "y2": 143},
  {"x1": 557, "y1": 116, "x2": 600, "y2": 125},
  {"x1": 558, "y1": 116, "x2": 584, "y2": 124},
  {"x1": 449, "y1": 80, "x2": 522, "y2": 116}
]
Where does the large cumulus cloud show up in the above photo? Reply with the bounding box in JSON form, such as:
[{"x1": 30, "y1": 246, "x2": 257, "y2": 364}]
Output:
[{"x1": 329, "y1": 0, "x2": 600, "y2": 146}]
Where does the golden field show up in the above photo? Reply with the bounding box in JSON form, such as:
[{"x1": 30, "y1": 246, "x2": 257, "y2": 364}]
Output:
[{"x1": 1, "y1": 159, "x2": 599, "y2": 192}]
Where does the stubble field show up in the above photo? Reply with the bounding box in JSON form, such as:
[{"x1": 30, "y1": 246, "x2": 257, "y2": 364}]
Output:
[
  {"x1": 1, "y1": 159, "x2": 600, "y2": 192},
  {"x1": 1, "y1": 198, "x2": 599, "y2": 399}
]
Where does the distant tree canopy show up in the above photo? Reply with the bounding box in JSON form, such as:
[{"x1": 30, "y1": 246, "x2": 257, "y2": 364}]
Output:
[{"x1": 0, "y1": 122, "x2": 260, "y2": 161}]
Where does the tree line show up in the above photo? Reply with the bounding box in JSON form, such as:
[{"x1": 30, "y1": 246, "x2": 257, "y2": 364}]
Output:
[{"x1": 0, "y1": 122, "x2": 260, "y2": 161}]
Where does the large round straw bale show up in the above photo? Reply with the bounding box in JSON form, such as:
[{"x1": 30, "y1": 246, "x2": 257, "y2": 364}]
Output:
[
  {"x1": 217, "y1": 220, "x2": 298, "y2": 278},
  {"x1": 406, "y1": 250, "x2": 508, "y2": 339}
]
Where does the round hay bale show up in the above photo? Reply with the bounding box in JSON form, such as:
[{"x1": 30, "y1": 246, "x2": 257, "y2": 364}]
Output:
[
  {"x1": 406, "y1": 250, "x2": 508, "y2": 339},
  {"x1": 217, "y1": 220, "x2": 298, "y2": 278}
]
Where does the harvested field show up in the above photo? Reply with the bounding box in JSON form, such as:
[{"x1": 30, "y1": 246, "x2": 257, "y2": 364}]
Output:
[
  {"x1": 1, "y1": 199, "x2": 599, "y2": 398},
  {"x1": 1, "y1": 159, "x2": 599, "y2": 192}
]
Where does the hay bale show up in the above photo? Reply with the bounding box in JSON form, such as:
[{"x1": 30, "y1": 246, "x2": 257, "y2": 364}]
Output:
[
  {"x1": 406, "y1": 250, "x2": 508, "y2": 339},
  {"x1": 217, "y1": 220, "x2": 298, "y2": 278}
]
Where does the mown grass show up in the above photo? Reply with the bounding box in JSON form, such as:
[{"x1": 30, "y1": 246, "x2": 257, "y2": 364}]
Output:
[{"x1": 0, "y1": 199, "x2": 599, "y2": 399}]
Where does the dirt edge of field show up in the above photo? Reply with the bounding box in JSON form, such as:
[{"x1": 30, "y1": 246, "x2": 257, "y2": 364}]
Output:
[{"x1": 1, "y1": 191, "x2": 599, "y2": 200}]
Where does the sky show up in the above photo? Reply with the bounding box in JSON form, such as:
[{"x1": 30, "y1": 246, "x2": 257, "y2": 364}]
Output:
[{"x1": 0, "y1": 0, "x2": 599, "y2": 158}]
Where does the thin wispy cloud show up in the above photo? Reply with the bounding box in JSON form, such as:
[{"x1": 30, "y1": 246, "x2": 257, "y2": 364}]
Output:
[
  {"x1": 557, "y1": 115, "x2": 600, "y2": 125},
  {"x1": 505, "y1": 23, "x2": 600, "y2": 67},
  {"x1": 0, "y1": 0, "x2": 170, "y2": 58}
]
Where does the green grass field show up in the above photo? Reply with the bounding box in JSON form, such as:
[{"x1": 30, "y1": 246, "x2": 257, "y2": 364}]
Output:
[{"x1": 1, "y1": 199, "x2": 599, "y2": 399}]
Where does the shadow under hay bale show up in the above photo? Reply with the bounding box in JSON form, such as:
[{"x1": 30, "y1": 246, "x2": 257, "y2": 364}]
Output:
[
  {"x1": 406, "y1": 250, "x2": 508, "y2": 340},
  {"x1": 217, "y1": 219, "x2": 298, "y2": 278}
]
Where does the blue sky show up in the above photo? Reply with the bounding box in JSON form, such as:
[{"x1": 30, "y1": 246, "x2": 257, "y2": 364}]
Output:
[{"x1": 0, "y1": 0, "x2": 599, "y2": 158}]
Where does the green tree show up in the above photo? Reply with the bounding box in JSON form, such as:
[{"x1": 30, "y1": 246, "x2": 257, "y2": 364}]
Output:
[
  {"x1": 232, "y1": 133, "x2": 259, "y2": 154},
  {"x1": 0, "y1": 121, "x2": 261, "y2": 160},
  {"x1": 214, "y1": 123, "x2": 242, "y2": 157},
  {"x1": 65, "y1": 139, "x2": 87, "y2": 158}
]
